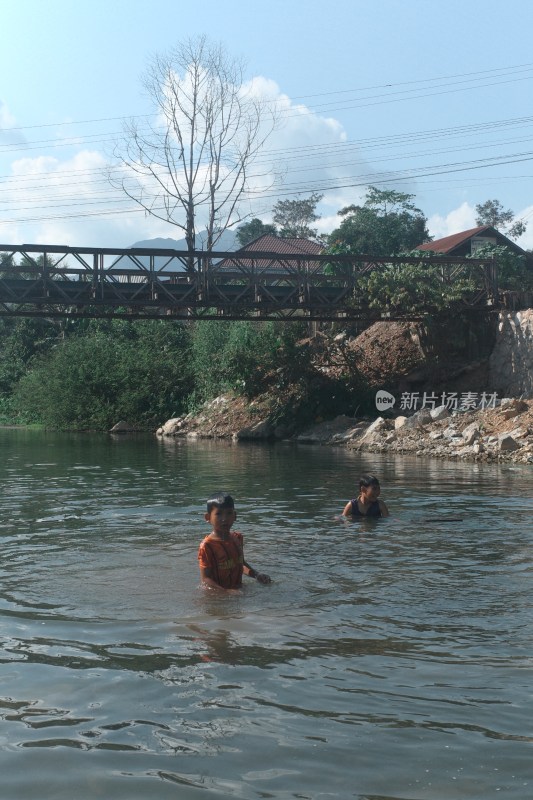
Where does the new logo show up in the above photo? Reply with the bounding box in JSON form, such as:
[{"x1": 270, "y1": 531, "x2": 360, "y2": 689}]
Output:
[{"x1": 375, "y1": 390, "x2": 396, "y2": 412}]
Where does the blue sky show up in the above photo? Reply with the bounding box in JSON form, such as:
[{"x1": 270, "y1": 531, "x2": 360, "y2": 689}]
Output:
[{"x1": 2, "y1": 0, "x2": 533, "y2": 248}]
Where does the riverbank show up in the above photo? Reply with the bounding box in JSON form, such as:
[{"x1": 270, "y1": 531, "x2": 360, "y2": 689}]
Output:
[
  {"x1": 155, "y1": 314, "x2": 533, "y2": 465},
  {"x1": 156, "y1": 394, "x2": 533, "y2": 464}
]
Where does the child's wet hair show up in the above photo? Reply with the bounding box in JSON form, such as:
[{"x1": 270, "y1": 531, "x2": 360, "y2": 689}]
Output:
[
  {"x1": 206, "y1": 492, "x2": 235, "y2": 513},
  {"x1": 359, "y1": 474, "x2": 380, "y2": 489}
]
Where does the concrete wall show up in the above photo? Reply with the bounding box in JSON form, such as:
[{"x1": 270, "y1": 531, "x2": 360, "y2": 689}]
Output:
[{"x1": 489, "y1": 309, "x2": 533, "y2": 398}]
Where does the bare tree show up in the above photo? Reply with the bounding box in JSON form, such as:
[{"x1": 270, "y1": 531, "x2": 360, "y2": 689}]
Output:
[{"x1": 113, "y1": 36, "x2": 277, "y2": 261}]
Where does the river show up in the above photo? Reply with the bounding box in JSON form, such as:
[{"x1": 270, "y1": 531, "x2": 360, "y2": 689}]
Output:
[{"x1": 0, "y1": 428, "x2": 532, "y2": 799}]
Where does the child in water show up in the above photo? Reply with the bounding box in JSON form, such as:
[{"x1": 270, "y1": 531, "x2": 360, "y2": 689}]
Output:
[
  {"x1": 342, "y1": 474, "x2": 389, "y2": 518},
  {"x1": 198, "y1": 492, "x2": 271, "y2": 591}
]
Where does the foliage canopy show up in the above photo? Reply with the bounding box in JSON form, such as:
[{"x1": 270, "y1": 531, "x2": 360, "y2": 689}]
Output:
[
  {"x1": 475, "y1": 199, "x2": 527, "y2": 240},
  {"x1": 328, "y1": 187, "x2": 431, "y2": 256},
  {"x1": 272, "y1": 193, "x2": 323, "y2": 239}
]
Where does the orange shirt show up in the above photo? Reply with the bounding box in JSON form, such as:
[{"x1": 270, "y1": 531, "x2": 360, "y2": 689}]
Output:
[{"x1": 198, "y1": 531, "x2": 244, "y2": 589}]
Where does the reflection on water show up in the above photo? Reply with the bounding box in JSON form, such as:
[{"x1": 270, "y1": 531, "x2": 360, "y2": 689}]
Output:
[{"x1": 0, "y1": 428, "x2": 532, "y2": 799}]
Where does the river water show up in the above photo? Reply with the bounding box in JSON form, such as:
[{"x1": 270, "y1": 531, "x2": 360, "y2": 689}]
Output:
[{"x1": 0, "y1": 428, "x2": 532, "y2": 799}]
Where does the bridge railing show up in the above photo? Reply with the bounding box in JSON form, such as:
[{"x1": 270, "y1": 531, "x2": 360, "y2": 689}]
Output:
[{"x1": 0, "y1": 244, "x2": 498, "y2": 320}]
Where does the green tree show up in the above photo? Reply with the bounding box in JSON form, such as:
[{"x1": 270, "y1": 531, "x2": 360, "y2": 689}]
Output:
[
  {"x1": 190, "y1": 319, "x2": 280, "y2": 401},
  {"x1": 0, "y1": 251, "x2": 15, "y2": 273},
  {"x1": 328, "y1": 187, "x2": 431, "y2": 255},
  {"x1": 13, "y1": 320, "x2": 192, "y2": 429},
  {"x1": 235, "y1": 218, "x2": 278, "y2": 247},
  {"x1": 0, "y1": 317, "x2": 59, "y2": 422},
  {"x1": 475, "y1": 199, "x2": 527, "y2": 239},
  {"x1": 272, "y1": 193, "x2": 323, "y2": 239},
  {"x1": 467, "y1": 244, "x2": 531, "y2": 291},
  {"x1": 358, "y1": 258, "x2": 477, "y2": 315}
]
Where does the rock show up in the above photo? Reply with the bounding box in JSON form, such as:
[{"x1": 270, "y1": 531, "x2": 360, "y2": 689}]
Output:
[
  {"x1": 110, "y1": 420, "x2": 137, "y2": 433},
  {"x1": 462, "y1": 422, "x2": 480, "y2": 445},
  {"x1": 498, "y1": 434, "x2": 521, "y2": 452},
  {"x1": 331, "y1": 423, "x2": 368, "y2": 443},
  {"x1": 429, "y1": 431, "x2": 443, "y2": 440},
  {"x1": 394, "y1": 416, "x2": 407, "y2": 430},
  {"x1": 359, "y1": 417, "x2": 387, "y2": 442},
  {"x1": 456, "y1": 445, "x2": 475, "y2": 457},
  {"x1": 236, "y1": 419, "x2": 274, "y2": 440},
  {"x1": 443, "y1": 426, "x2": 460, "y2": 439},
  {"x1": 160, "y1": 417, "x2": 184, "y2": 436},
  {"x1": 499, "y1": 398, "x2": 514, "y2": 408},
  {"x1": 430, "y1": 404, "x2": 449, "y2": 421},
  {"x1": 297, "y1": 415, "x2": 359, "y2": 443},
  {"x1": 402, "y1": 412, "x2": 429, "y2": 430},
  {"x1": 500, "y1": 403, "x2": 527, "y2": 420}
]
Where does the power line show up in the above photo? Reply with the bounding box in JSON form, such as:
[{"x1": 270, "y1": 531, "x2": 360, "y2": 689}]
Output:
[
  {"x1": 1, "y1": 60, "x2": 532, "y2": 229},
  {"x1": 2, "y1": 149, "x2": 532, "y2": 226},
  {"x1": 4, "y1": 60, "x2": 533, "y2": 132},
  {"x1": 2, "y1": 114, "x2": 533, "y2": 190},
  {"x1": 2, "y1": 68, "x2": 533, "y2": 157}
]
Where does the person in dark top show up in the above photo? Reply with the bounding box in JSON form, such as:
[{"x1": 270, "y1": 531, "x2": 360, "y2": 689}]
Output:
[{"x1": 342, "y1": 474, "x2": 389, "y2": 518}]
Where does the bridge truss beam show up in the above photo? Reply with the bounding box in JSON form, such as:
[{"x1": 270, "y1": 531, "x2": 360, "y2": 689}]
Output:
[{"x1": 0, "y1": 244, "x2": 498, "y2": 322}]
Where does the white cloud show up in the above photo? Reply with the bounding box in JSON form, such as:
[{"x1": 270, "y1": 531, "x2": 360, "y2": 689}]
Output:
[
  {"x1": 514, "y1": 205, "x2": 533, "y2": 251},
  {"x1": 427, "y1": 202, "x2": 477, "y2": 240},
  {"x1": 427, "y1": 201, "x2": 533, "y2": 251},
  {"x1": 0, "y1": 100, "x2": 24, "y2": 147},
  {"x1": 315, "y1": 212, "x2": 342, "y2": 236},
  {"x1": 0, "y1": 81, "x2": 374, "y2": 247},
  {"x1": 0, "y1": 149, "x2": 173, "y2": 247}
]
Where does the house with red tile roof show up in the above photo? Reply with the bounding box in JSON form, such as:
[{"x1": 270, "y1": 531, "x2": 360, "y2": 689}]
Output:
[
  {"x1": 216, "y1": 234, "x2": 324, "y2": 273},
  {"x1": 416, "y1": 225, "x2": 530, "y2": 259}
]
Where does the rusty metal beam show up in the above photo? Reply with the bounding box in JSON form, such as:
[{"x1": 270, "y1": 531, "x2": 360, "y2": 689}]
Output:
[{"x1": 0, "y1": 243, "x2": 498, "y2": 321}]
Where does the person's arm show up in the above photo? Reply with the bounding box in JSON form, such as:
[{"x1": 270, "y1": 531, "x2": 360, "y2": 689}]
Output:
[
  {"x1": 379, "y1": 500, "x2": 389, "y2": 517},
  {"x1": 199, "y1": 566, "x2": 241, "y2": 592},
  {"x1": 244, "y1": 561, "x2": 271, "y2": 584},
  {"x1": 342, "y1": 501, "x2": 353, "y2": 517}
]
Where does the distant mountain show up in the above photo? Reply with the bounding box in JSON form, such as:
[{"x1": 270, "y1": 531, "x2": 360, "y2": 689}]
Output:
[
  {"x1": 130, "y1": 230, "x2": 237, "y2": 252},
  {"x1": 129, "y1": 236, "x2": 185, "y2": 250},
  {"x1": 122, "y1": 230, "x2": 238, "y2": 272}
]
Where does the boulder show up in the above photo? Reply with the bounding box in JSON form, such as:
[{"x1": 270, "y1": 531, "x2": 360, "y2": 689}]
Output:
[
  {"x1": 360, "y1": 416, "x2": 387, "y2": 441},
  {"x1": 498, "y1": 434, "x2": 521, "y2": 452},
  {"x1": 236, "y1": 419, "x2": 274, "y2": 440},
  {"x1": 297, "y1": 415, "x2": 358, "y2": 443},
  {"x1": 160, "y1": 417, "x2": 184, "y2": 436},
  {"x1": 110, "y1": 420, "x2": 137, "y2": 433},
  {"x1": 498, "y1": 400, "x2": 528, "y2": 425},
  {"x1": 462, "y1": 422, "x2": 480, "y2": 445},
  {"x1": 443, "y1": 426, "x2": 460, "y2": 439},
  {"x1": 403, "y1": 409, "x2": 433, "y2": 429},
  {"x1": 430, "y1": 404, "x2": 449, "y2": 422},
  {"x1": 331, "y1": 423, "x2": 369, "y2": 443}
]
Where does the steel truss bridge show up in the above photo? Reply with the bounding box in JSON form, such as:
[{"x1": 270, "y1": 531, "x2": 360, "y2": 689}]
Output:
[{"x1": 0, "y1": 244, "x2": 499, "y2": 322}]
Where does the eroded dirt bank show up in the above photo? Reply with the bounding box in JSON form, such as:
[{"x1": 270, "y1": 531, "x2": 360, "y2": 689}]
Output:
[{"x1": 155, "y1": 316, "x2": 533, "y2": 464}]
